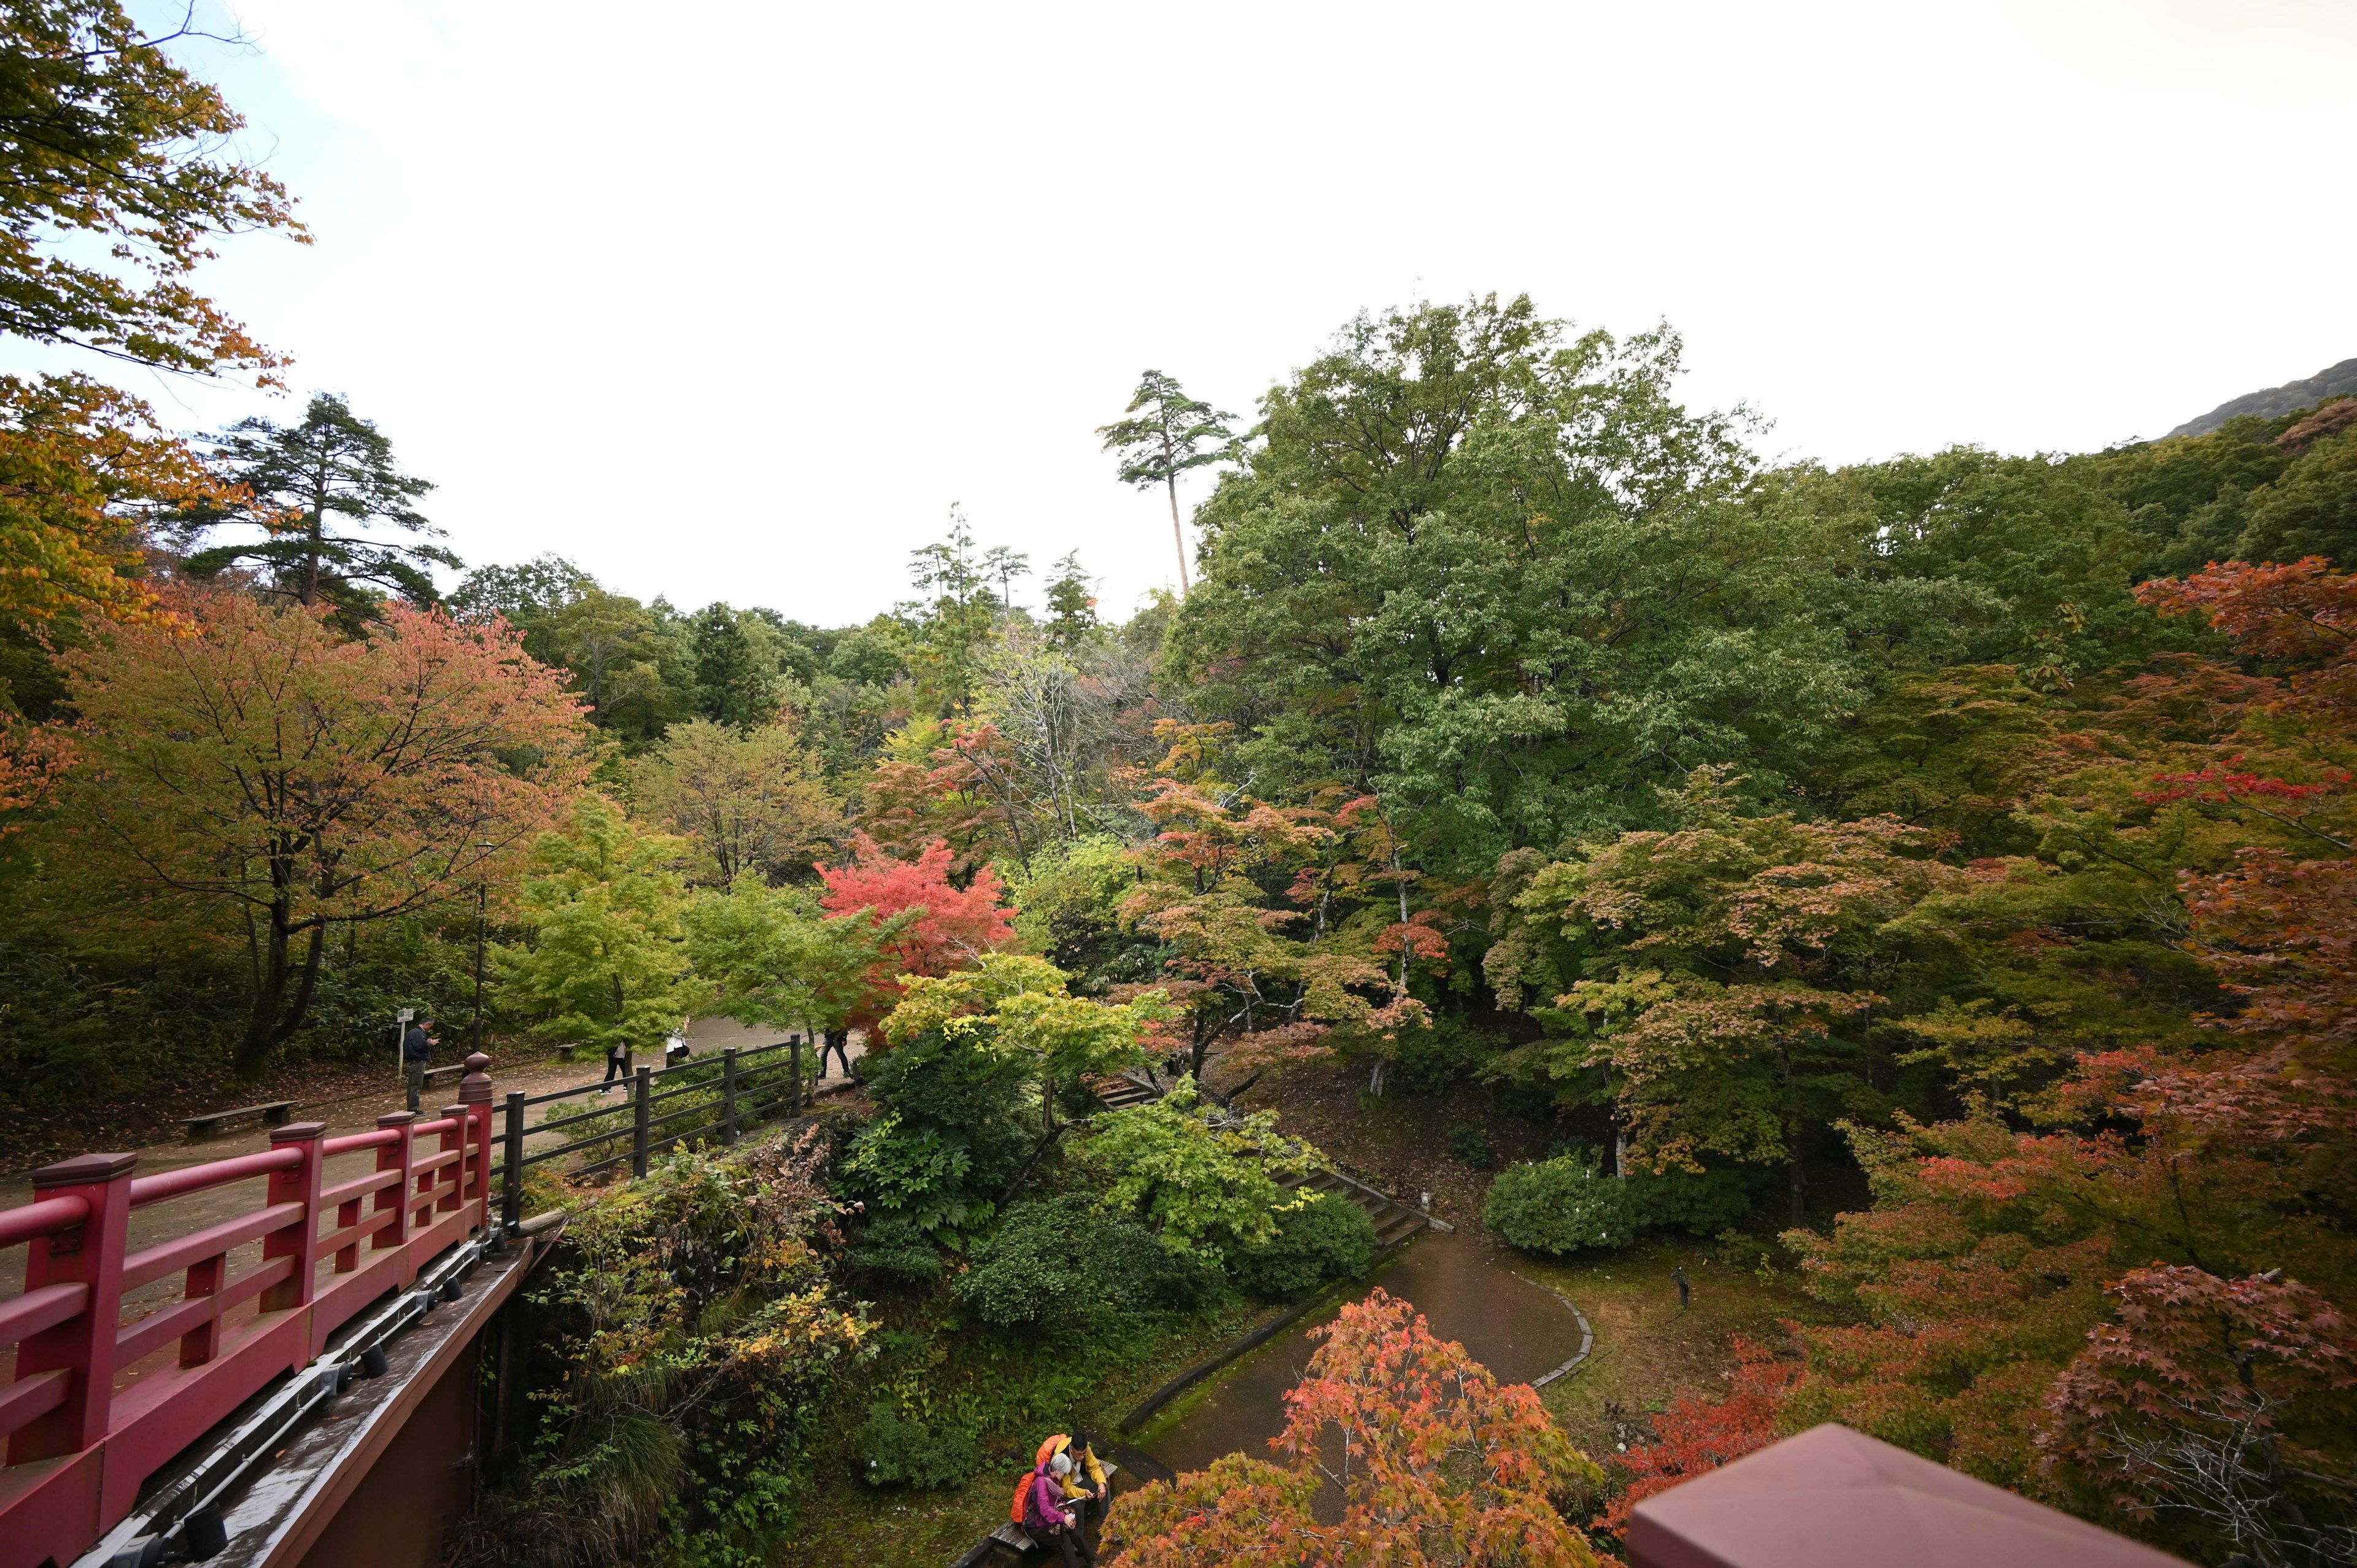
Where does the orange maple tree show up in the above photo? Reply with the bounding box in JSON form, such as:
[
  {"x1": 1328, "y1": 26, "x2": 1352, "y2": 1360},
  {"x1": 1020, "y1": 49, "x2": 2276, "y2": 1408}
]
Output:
[
  {"x1": 62, "y1": 588, "x2": 590, "y2": 1067},
  {"x1": 1118, "y1": 1288, "x2": 1603, "y2": 1567}
]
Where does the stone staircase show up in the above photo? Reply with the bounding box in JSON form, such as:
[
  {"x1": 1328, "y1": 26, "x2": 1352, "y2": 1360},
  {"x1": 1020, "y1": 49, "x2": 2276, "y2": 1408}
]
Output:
[
  {"x1": 1276, "y1": 1165, "x2": 1434, "y2": 1250},
  {"x1": 1091, "y1": 1072, "x2": 1160, "y2": 1111},
  {"x1": 1090, "y1": 1072, "x2": 1440, "y2": 1250}
]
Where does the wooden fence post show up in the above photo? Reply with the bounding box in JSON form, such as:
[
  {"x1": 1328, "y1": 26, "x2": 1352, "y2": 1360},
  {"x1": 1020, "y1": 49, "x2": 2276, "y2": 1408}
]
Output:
[
  {"x1": 375, "y1": 1111, "x2": 417, "y2": 1269},
  {"x1": 462, "y1": 1052, "x2": 494, "y2": 1229},
  {"x1": 9, "y1": 1152, "x2": 137, "y2": 1462},
  {"x1": 632, "y1": 1066, "x2": 651, "y2": 1179},
  {"x1": 502, "y1": 1091, "x2": 526, "y2": 1234},
  {"x1": 722, "y1": 1049, "x2": 739, "y2": 1146}
]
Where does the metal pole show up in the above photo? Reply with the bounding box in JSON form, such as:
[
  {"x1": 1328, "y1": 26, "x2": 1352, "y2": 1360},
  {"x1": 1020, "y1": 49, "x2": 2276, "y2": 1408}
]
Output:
[
  {"x1": 501, "y1": 1091, "x2": 525, "y2": 1234},
  {"x1": 791, "y1": 1035, "x2": 802, "y2": 1115},
  {"x1": 722, "y1": 1048, "x2": 738, "y2": 1146},
  {"x1": 632, "y1": 1065, "x2": 651, "y2": 1179}
]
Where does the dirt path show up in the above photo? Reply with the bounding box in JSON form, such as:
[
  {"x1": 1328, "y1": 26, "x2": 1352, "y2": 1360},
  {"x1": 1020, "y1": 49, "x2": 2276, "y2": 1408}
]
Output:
[
  {"x1": 0, "y1": 1018, "x2": 866, "y2": 1305},
  {"x1": 1141, "y1": 1227, "x2": 1592, "y2": 1477}
]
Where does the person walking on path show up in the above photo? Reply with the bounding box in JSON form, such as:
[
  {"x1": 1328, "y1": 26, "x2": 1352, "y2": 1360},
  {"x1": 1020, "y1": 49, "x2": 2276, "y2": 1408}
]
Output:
[
  {"x1": 403, "y1": 1016, "x2": 438, "y2": 1112},
  {"x1": 600, "y1": 1038, "x2": 630, "y2": 1094},
  {"x1": 819, "y1": 1027, "x2": 854, "y2": 1080},
  {"x1": 1673, "y1": 1264, "x2": 1691, "y2": 1311}
]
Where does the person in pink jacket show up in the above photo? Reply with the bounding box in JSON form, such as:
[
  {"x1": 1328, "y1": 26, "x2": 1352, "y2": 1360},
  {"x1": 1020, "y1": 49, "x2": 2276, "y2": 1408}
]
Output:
[{"x1": 1022, "y1": 1449, "x2": 1096, "y2": 1568}]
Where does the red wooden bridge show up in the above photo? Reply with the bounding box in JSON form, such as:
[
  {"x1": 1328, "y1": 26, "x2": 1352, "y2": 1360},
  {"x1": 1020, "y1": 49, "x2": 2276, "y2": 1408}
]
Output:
[{"x1": 0, "y1": 1056, "x2": 514, "y2": 1568}]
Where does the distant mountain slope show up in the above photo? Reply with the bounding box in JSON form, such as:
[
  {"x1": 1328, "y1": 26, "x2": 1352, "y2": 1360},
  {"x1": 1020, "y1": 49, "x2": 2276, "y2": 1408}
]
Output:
[{"x1": 2170, "y1": 357, "x2": 2357, "y2": 437}]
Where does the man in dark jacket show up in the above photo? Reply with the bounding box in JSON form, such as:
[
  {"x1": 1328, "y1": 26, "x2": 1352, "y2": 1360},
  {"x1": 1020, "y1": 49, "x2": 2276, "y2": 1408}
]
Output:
[
  {"x1": 819, "y1": 1027, "x2": 854, "y2": 1081},
  {"x1": 403, "y1": 1016, "x2": 437, "y2": 1111}
]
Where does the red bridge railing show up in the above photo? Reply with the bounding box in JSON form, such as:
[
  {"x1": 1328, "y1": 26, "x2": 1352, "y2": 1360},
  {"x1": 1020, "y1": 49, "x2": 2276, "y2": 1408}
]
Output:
[{"x1": 0, "y1": 1054, "x2": 499, "y2": 1568}]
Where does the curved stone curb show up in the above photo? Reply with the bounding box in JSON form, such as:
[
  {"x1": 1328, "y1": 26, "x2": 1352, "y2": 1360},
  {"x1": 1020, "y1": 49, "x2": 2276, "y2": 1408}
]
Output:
[{"x1": 1511, "y1": 1271, "x2": 1595, "y2": 1388}]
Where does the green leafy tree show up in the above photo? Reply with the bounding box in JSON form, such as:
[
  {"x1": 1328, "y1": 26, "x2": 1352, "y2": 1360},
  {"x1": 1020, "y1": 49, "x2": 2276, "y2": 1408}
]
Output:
[
  {"x1": 1041, "y1": 550, "x2": 1097, "y2": 648},
  {"x1": 496, "y1": 794, "x2": 702, "y2": 1060},
  {"x1": 184, "y1": 393, "x2": 452, "y2": 620},
  {"x1": 630, "y1": 717, "x2": 840, "y2": 885},
  {"x1": 688, "y1": 602, "x2": 782, "y2": 729},
  {"x1": 1099, "y1": 369, "x2": 1236, "y2": 594},
  {"x1": 1488, "y1": 768, "x2": 1957, "y2": 1222},
  {"x1": 1075, "y1": 1079, "x2": 1320, "y2": 1264},
  {"x1": 541, "y1": 588, "x2": 691, "y2": 743},
  {"x1": 902, "y1": 509, "x2": 999, "y2": 716},
  {"x1": 1170, "y1": 296, "x2": 1854, "y2": 873},
  {"x1": 0, "y1": 0, "x2": 304, "y2": 379},
  {"x1": 682, "y1": 878, "x2": 902, "y2": 1037}
]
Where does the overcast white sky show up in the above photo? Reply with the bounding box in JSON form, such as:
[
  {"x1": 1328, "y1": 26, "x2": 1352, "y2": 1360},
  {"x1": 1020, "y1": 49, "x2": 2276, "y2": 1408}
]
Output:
[{"x1": 37, "y1": 1, "x2": 2357, "y2": 624}]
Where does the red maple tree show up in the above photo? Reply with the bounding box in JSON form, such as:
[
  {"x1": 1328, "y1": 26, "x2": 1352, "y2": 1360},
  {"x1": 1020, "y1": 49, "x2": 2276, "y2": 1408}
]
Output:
[
  {"x1": 817, "y1": 834, "x2": 1012, "y2": 1027},
  {"x1": 1602, "y1": 1337, "x2": 1799, "y2": 1536}
]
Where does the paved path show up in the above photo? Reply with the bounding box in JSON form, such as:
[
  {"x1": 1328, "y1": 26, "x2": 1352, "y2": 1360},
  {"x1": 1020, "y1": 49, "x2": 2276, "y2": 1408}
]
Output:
[
  {"x1": 0, "y1": 1018, "x2": 867, "y2": 1307},
  {"x1": 1143, "y1": 1227, "x2": 1591, "y2": 1480}
]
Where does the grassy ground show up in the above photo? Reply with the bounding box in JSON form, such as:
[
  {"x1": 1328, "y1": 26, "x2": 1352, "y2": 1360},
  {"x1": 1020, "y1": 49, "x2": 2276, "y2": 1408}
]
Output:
[
  {"x1": 1519, "y1": 1238, "x2": 1834, "y2": 1464},
  {"x1": 789, "y1": 1297, "x2": 1266, "y2": 1568}
]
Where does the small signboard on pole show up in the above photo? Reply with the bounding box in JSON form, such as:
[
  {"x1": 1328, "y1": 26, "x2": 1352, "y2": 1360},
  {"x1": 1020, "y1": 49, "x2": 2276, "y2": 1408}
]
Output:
[{"x1": 395, "y1": 1008, "x2": 415, "y2": 1081}]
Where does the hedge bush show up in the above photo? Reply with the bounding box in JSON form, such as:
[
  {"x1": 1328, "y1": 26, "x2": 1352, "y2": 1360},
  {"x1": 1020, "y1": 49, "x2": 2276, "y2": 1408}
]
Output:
[
  {"x1": 1485, "y1": 1156, "x2": 1757, "y2": 1254},
  {"x1": 1226, "y1": 1191, "x2": 1380, "y2": 1300},
  {"x1": 956, "y1": 1195, "x2": 1221, "y2": 1328},
  {"x1": 1484, "y1": 1157, "x2": 1635, "y2": 1254}
]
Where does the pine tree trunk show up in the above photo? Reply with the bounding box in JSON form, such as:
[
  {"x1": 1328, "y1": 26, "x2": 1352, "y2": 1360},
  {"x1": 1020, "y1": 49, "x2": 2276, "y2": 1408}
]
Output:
[{"x1": 1166, "y1": 476, "x2": 1190, "y2": 595}]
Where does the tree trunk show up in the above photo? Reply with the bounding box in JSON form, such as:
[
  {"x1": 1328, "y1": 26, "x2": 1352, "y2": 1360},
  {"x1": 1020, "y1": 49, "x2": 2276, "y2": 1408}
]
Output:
[
  {"x1": 236, "y1": 906, "x2": 326, "y2": 1072},
  {"x1": 1368, "y1": 1057, "x2": 1388, "y2": 1098},
  {"x1": 1789, "y1": 1154, "x2": 1807, "y2": 1228},
  {"x1": 1164, "y1": 475, "x2": 1190, "y2": 596}
]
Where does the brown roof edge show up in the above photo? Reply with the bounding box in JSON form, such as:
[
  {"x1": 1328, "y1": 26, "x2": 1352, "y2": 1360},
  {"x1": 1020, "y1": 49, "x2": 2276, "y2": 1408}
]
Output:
[{"x1": 1627, "y1": 1423, "x2": 2190, "y2": 1568}]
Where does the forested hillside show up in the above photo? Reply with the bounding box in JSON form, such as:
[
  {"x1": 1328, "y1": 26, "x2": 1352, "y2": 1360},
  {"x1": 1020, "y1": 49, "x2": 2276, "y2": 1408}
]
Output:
[{"x1": 2, "y1": 7, "x2": 2353, "y2": 1562}]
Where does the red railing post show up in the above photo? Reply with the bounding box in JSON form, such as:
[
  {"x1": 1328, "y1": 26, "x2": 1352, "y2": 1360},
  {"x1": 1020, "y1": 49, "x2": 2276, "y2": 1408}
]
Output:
[
  {"x1": 461, "y1": 1052, "x2": 494, "y2": 1230},
  {"x1": 373, "y1": 1111, "x2": 417, "y2": 1257},
  {"x1": 9, "y1": 1152, "x2": 137, "y2": 1463},
  {"x1": 259, "y1": 1123, "x2": 327, "y2": 1339},
  {"x1": 180, "y1": 1252, "x2": 223, "y2": 1368}
]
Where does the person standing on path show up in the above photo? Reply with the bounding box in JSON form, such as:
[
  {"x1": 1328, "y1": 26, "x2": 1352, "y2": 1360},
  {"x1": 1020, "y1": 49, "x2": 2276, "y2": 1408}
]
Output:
[
  {"x1": 1673, "y1": 1264, "x2": 1691, "y2": 1311},
  {"x1": 819, "y1": 1027, "x2": 853, "y2": 1080},
  {"x1": 601, "y1": 1037, "x2": 630, "y2": 1094},
  {"x1": 403, "y1": 1016, "x2": 438, "y2": 1112}
]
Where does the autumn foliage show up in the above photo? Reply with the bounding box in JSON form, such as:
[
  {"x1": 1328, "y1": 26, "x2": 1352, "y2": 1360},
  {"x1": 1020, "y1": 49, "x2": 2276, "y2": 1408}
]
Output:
[
  {"x1": 1601, "y1": 1338, "x2": 1798, "y2": 1536},
  {"x1": 818, "y1": 834, "x2": 1012, "y2": 1026},
  {"x1": 1118, "y1": 1288, "x2": 1603, "y2": 1567}
]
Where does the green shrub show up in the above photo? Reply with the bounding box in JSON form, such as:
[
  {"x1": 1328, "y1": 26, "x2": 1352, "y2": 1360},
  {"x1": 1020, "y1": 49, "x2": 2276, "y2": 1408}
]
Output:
[
  {"x1": 1485, "y1": 1156, "x2": 1757, "y2": 1254},
  {"x1": 1225, "y1": 1191, "x2": 1380, "y2": 1300},
  {"x1": 1447, "y1": 1124, "x2": 1496, "y2": 1169},
  {"x1": 854, "y1": 1401, "x2": 978, "y2": 1489},
  {"x1": 956, "y1": 1195, "x2": 1221, "y2": 1327},
  {"x1": 1625, "y1": 1164, "x2": 1753, "y2": 1235},
  {"x1": 1483, "y1": 1157, "x2": 1636, "y2": 1254},
  {"x1": 847, "y1": 1213, "x2": 945, "y2": 1283}
]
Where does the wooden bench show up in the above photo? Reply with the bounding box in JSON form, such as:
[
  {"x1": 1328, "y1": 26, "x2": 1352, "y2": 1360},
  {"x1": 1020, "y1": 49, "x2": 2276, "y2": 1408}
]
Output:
[
  {"x1": 184, "y1": 1100, "x2": 295, "y2": 1141},
  {"x1": 420, "y1": 1063, "x2": 467, "y2": 1092}
]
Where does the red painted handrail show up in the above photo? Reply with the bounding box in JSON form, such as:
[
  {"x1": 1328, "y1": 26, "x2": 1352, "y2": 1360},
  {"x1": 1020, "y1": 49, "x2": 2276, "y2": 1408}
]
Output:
[
  {"x1": 0, "y1": 1197, "x2": 87, "y2": 1251},
  {"x1": 0, "y1": 1053, "x2": 501, "y2": 1568},
  {"x1": 127, "y1": 1146, "x2": 301, "y2": 1208}
]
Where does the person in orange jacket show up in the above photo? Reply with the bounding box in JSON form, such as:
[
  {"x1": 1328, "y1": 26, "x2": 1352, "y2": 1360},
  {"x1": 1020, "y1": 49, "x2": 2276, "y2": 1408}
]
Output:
[{"x1": 1035, "y1": 1432, "x2": 1110, "y2": 1542}]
